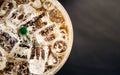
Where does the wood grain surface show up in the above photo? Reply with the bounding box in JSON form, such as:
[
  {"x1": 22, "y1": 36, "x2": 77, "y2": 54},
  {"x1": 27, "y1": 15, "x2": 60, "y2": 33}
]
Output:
[{"x1": 56, "y1": 0, "x2": 120, "y2": 75}]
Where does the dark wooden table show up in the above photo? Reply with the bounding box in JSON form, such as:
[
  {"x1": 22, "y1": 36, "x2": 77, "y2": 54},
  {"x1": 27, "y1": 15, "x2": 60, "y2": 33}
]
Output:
[{"x1": 56, "y1": 0, "x2": 120, "y2": 75}]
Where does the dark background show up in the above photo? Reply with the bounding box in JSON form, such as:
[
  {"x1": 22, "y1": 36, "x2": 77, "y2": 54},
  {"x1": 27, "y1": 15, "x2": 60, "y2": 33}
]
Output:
[{"x1": 56, "y1": 0, "x2": 120, "y2": 75}]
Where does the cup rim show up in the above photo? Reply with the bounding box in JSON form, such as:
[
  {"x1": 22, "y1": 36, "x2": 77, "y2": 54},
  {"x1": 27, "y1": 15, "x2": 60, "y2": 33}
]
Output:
[{"x1": 44, "y1": 0, "x2": 74, "y2": 75}]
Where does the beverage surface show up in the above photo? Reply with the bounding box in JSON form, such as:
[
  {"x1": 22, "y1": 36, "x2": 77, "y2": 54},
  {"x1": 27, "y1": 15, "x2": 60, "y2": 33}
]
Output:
[{"x1": 0, "y1": 0, "x2": 73, "y2": 75}]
